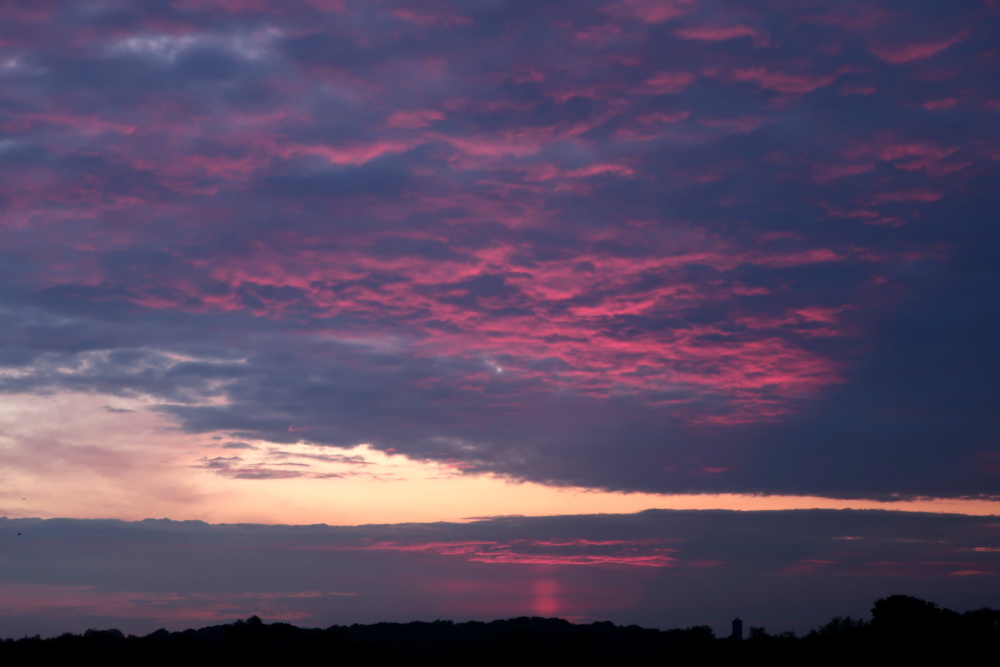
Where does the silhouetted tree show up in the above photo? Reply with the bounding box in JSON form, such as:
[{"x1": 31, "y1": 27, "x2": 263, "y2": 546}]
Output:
[
  {"x1": 1, "y1": 597, "x2": 998, "y2": 664},
  {"x1": 870, "y1": 595, "x2": 958, "y2": 638}
]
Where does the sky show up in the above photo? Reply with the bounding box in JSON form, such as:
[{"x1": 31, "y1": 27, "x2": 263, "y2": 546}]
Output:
[{"x1": 1, "y1": 0, "x2": 999, "y2": 638}]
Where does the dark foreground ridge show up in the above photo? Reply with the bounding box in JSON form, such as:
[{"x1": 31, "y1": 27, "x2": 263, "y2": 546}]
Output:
[{"x1": 1, "y1": 596, "x2": 997, "y2": 664}]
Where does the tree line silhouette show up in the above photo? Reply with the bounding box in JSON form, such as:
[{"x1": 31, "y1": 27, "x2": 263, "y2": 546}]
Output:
[{"x1": 0, "y1": 595, "x2": 996, "y2": 664}]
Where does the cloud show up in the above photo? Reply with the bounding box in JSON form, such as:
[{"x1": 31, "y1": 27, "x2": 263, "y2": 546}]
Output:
[
  {"x1": 222, "y1": 441, "x2": 256, "y2": 449},
  {"x1": 0, "y1": 510, "x2": 997, "y2": 637},
  {"x1": 0, "y1": 0, "x2": 997, "y2": 504},
  {"x1": 868, "y1": 31, "x2": 969, "y2": 64}
]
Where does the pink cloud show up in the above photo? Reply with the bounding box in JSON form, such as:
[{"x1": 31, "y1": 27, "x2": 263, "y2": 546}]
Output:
[
  {"x1": 873, "y1": 140, "x2": 968, "y2": 176},
  {"x1": 745, "y1": 248, "x2": 843, "y2": 267},
  {"x1": 698, "y1": 115, "x2": 771, "y2": 133},
  {"x1": 673, "y1": 25, "x2": 762, "y2": 43},
  {"x1": 868, "y1": 31, "x2": 969, "y2": 64},
  {"x1": 819, "y1": 203, "x2": 901, "y2": 226},
  {"x1": 303, "y1": 0, "x2": 347, "y2": 12},
  {"x1": 614, "y1": 111, "x2": 691, "y2": 140},
  {"x1": 798, "y1": 6, "x2": 890, "y2": 31},
  {"x1": 171, "y1": 0, "x2": 273, "y2": 14},
  {"x1": 735, "y1": 306, "x2": 854, "y2": 339},
  {"x1": 602, "y1": 0, "x2": 695, "y2": 24},
  {"x1": 0, "y1": 2, "x2": 56, "y2": 22},
  {"x1": 524, "y1": 539, "x2": 672, "y2": 547},
  {"x1": 106, "y1": 226, "x2": 857, "y2": 424},
  {"x1": 839, "y1": 84, "x2": 878, "y2": 96},
  {"x1": 7, "y1": 112, "x2": 138, "y2": 137},
  {"x1": 563, "y1": 163, "x2": 635, "y2": 178},
  {"x1": 573, "y1": 23, "x2": 624, "y2": 46},
  {"x1": 637, "y1": 110, "x2": 691, "y2": 124},
  {"x1": 391, "y1": 6, "x2": 472, "y2": 28},
  {"x1": 386, "y1": 109, "x2": 446, "y2": 128},
  {"x1": 282, "y1": 140, "x2": 416, "y2": 166},
  {"x1": 468, "y1": 553, "x2": 675, "y2": 567},
  {"x1": 848, "y1": 559, "x2": 984, "y2": 577},
  {"x1": 811, "y1": 162, "x2": 876, "y2": 183},
  {"x1": 639, "y1": 70, "x2": 696, "y2": 94},
  {"x1": 349, "y1": 538, "x2": 678, "y2": 567},
  {"x1": 787, "y1": 559, "x2": 836, "y2": 573},
  {"x1": 509, "y1": 68, "x2": 546, "y2": 84},
  {"x1": 870, "y1": 189, "x2": 944, "y2": 203},
  {"x1": 727, "y1": 67, "x2": 844, "y2": 93},
  {"x1": 360, "y1": 541, "x2": 502, "y2": 555},
  {"x1": 923, "y1": 97, "x2": 960, "y2": 110}
]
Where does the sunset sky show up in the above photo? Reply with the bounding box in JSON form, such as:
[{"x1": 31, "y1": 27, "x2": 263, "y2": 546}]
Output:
[{"x1": 1, "y1": 0, "x2": 998, "y2": 638}]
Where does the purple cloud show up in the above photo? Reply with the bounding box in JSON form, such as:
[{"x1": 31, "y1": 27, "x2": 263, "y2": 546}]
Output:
[{"x1": 0, "y1": 0, "x2": 998, "y2": 503}]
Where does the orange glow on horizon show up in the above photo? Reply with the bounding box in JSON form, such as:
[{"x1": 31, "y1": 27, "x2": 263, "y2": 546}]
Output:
[{"x1": 0, "y1": 391, "x2": 997, "y2": 527}]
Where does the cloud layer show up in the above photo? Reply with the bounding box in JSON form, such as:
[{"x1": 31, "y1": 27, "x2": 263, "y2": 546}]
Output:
[
  {"x1": 1, "y1": 0, "x2": 999, "y2": 499},
  {"x1": 1, "y1": 510, "x2": 998, "y2": 637}
]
